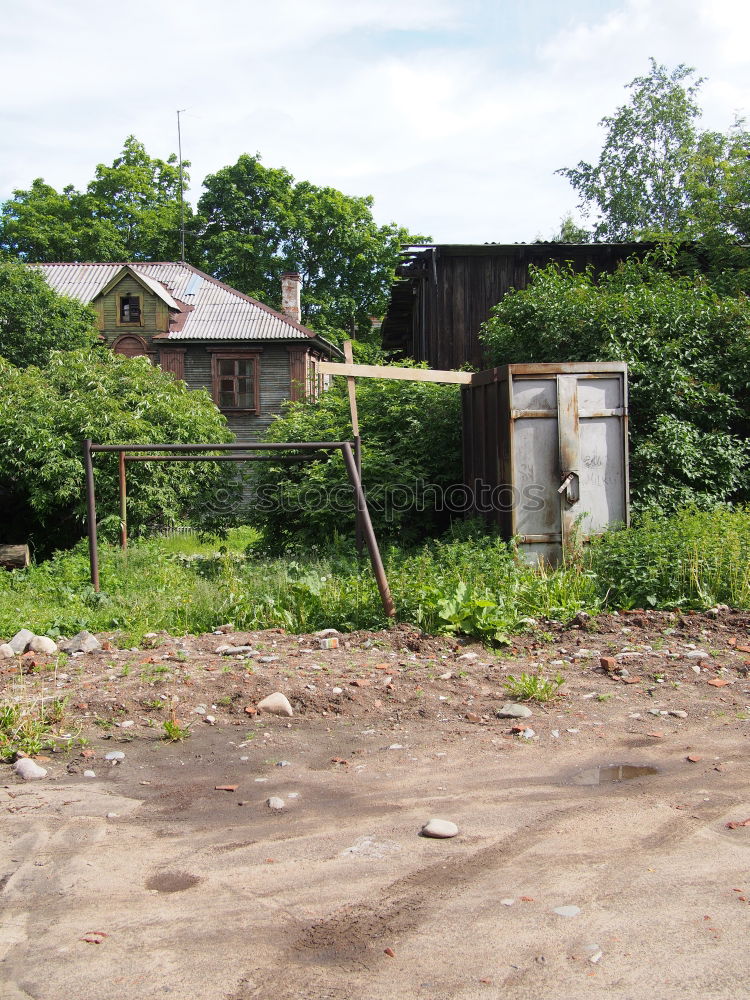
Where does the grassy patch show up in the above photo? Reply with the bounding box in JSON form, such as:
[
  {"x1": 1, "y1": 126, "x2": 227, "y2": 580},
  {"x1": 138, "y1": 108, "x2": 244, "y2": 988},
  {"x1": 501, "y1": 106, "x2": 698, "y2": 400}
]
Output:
[{"x1": 503, "y1": 671, "x2": 565, "y2": 703}]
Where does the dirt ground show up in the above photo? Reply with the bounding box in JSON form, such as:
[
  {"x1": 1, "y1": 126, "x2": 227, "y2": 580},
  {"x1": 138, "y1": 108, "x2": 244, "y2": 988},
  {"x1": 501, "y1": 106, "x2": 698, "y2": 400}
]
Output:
[{"x1": 2, "y1": 609, "x2": 750, "y2": 1000}]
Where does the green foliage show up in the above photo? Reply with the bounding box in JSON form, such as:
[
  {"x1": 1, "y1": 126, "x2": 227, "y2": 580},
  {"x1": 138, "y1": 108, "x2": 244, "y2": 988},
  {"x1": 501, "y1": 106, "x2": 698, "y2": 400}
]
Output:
[
  {"x1": 503, "y1": 671, "x2": 565, "y2": 703},
  {"x1": 1, "y1": 509, "x2": 748, "y2": 648},
  {"x1": 252, "y1": 364, "x2": 463, "y2": 547},
  {"x1": 0, "y1": 137, "x2": 189, "y2": 262},
  {"x1": 589, "y1": 506, "x2": 750, "y2": 610},
  {"x1": 0, "y1": 349, "x2": 235, "y2": 553},
  {"x1": 0, "y1": 258, "x2": 99, "y2": 367},
  {"x1": 0, "y1": 692, "x2": 80, "y2": 762},
  {"x1": 558, "y1": 59, "x2": 750, "y2": 245},
  {"x1": 481, "y1": 252, "x2": 750, "y2": 511},
  {"x1": 196, "y1": 153, "x2": 426, "y2": 340},
  {"x1": 162, "y1": 719, "x2": 191, "y2": 742}
]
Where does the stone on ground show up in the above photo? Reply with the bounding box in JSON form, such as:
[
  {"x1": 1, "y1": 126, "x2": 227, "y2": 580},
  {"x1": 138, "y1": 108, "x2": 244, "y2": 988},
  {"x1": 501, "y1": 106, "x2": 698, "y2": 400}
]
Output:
[
  {"x1": 257, "y1": 693, "x2": 294, "y2": 717},
  {"x1": 15, "y1": 758, "x2": 47, "y2": 780},
  {"x1": 59, "y1": 630, "x2": 102, "y2": 654},
  {"x1": 496, "y1": 703, "x2": 533, "y2": 719},
  {"x1": 421, "y1": 818, "x2": 459, "y2": 839},
  {"x1": 267, "y1": 796, "x2": 285, "y2": 811},
  {"x1": 8, "y1": 629, "x2": 35, "y2": 654},
  {"x1": 0, "y1": 643, "x2": 14, "y2": 659},
  {"x1": 29, "y1": 636, "x2": 58, "y2": 655}
]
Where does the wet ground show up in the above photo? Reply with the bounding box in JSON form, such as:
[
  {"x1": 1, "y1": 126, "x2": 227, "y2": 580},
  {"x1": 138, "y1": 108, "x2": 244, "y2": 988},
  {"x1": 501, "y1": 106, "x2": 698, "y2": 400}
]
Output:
[{"x1": 1, "y1": 609, "x2": 749, "y2": 999}]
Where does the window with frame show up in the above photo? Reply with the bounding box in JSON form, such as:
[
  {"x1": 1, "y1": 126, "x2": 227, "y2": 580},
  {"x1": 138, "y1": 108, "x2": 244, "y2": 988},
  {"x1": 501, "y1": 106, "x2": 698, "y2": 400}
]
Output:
[
  {"x1": 119, "y1": 294, "x2": 142, "y2": 324},
  {"x1": 212, "y1": 354, "x2": 259, "y2": 412}
]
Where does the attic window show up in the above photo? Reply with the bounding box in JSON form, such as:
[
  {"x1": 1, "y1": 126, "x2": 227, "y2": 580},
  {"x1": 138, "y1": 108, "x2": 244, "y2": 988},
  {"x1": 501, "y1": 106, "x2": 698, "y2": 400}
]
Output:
[{"x1": 119, "y1": 294, "x2": 141, "y2": 324}]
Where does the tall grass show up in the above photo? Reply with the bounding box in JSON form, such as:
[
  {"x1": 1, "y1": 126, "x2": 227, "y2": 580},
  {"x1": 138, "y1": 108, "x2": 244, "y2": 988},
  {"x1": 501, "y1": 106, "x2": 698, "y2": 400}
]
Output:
[{"x1": 0, "y1": 509, "x2": 747, "y2": 645}]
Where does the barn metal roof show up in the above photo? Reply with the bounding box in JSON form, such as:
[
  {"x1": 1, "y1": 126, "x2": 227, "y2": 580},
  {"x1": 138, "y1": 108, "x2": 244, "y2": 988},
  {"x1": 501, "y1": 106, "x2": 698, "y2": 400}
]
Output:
[{"x1": 33, "y1": 261, "x2": 321, "y2": 344}]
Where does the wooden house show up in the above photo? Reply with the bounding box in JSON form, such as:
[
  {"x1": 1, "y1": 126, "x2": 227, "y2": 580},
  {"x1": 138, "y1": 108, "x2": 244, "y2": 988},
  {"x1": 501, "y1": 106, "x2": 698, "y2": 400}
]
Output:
[
  {"x1": 34, "y1": 262, "x2": 341, "y2": 440},
  {"x1": 381, "y1": 242, "x2": 647, "y2": 371}
]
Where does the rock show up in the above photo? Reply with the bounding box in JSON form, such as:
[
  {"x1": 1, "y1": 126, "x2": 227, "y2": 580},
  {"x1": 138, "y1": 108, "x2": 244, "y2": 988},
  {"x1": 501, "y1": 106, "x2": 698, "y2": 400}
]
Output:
[
  {"x1": 276, "y1": 760, "x2": 291, "y2": 767},
  {"x1": 521, "y1": 728, "x2": 536, "y2": 739},
  {"x1": 104, "y1": 751, "x2": 125, "y2": 761},
  {"x1": 214, "y1": 623, "x2": 235, "y2": 633},
  {"x1": 257, "y1": 692, "x2": 293, "y2": 717},
  {"x1": 496, "y1": 702, "x2": 532, "y2": 719},
  {"x1": 8, "y1": 629, "x2": 35, "y2": 654},
  {"x1": 28, "y1": 635, "x2": 58, "y2": 655},
  {"x1": 686, "y1": 649, "x2": 709, "y2": 659},
  {"x1": 58, "y1": 630, "x2": 101, "y2": 654},
  {"x1": 500, "y1": 898, "x2": 515, "y2": 906},
  {"x1": 616, "y1": 651, "x2": 642, "y2": 661},
  {"x1": 439, "y1": 671, "x2": 452, "y2": 680},
  {"x1": 215, "y1": 644, "x2": 257, "y2": 656},
  {"x1": 574, "y1": 648, "x2": 601, "y2": 659},
  {"x1": 457, "y1": 652, "x2": 478, "y2": 661},
  {"x1": 204, "y1": 715, "x2": 216, "y2": 725},
  {"x1": 314, "y1": 628, "x2": 340, "y2": 638},
  {"x1": 600, "y1": 655, "x2": 617, "y2": 671},
  {"x1": 258, "y1": 655, "x2": 280, "y2": 663},
  {"x1": 267, "y1": 796, "x2": 285, "y2": 811},
  {"x1": 83, "y1": 770, "x2": 96, "y2": 778},
  {"x1": 0, "y1": 643, "x2": 14, "y2": 659},
  {"x1": 669, "y1": 710, "x2": 688, "y2": 719},
  {"x1": 331, "y1": 687, "x2": 343, "y2": 695},
  {"x1": 572, "y1": 611, "x2": 591, "y2": 626},
  {"x1": 14, "y1": 758, "x2": 47, "y2": 780},
  {"x1": 690, "y1": 663, "x2": 702, "y2": 674},
  {"x1": 552, "y1": 905, "x2": 581, "y2": 917},
  {"x1": 421, "y1": 818, "x2": 459, "y2": 839}
]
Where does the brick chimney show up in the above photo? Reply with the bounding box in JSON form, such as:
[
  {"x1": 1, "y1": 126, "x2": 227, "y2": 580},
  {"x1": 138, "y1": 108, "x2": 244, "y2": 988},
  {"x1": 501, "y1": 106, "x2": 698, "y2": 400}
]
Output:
[{"x1": 281, "y1": 270, "x2": 302, "y2": 324}]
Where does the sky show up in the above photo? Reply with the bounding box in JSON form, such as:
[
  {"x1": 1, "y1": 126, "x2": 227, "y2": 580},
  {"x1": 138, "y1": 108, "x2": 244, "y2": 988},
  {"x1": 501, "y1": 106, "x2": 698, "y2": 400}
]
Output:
[{"x1": 2, "y1": 0, "x2": 748, "y2": 244}]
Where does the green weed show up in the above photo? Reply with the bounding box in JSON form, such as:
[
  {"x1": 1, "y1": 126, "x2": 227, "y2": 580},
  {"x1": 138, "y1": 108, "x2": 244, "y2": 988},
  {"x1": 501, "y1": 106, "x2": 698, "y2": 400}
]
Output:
[
  {"x1": 162, "y1": 719, "x2": 191, "y2": 742},
  {"x1": 503, "y1": 671, "x2": 565, "y2": 703}
]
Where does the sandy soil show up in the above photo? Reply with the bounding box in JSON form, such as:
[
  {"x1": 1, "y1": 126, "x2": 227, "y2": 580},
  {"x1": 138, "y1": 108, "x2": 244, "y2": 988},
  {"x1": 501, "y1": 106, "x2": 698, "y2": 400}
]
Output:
[{"x1": 1, "y1": 609, "x2": 749, "y2": 999}]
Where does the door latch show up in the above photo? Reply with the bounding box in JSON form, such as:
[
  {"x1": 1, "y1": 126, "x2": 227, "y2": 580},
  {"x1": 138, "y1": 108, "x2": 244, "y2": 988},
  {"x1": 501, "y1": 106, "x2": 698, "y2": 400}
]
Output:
[{"x1": 557, "y1": 471, "x2": 580, "y2": 504}]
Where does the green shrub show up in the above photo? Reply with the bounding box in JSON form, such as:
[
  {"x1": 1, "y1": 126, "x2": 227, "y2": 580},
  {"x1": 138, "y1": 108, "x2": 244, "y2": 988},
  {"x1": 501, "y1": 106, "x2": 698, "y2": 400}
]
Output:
[
  {"x1": 0, "y1": 349, "x2": 236, "y2": 554},
  {"x1": 252, "y1": 363, "x2": 463, "y2": 548},
  {"x1": 481, "y1": 251, "x2": 750, "y2": 512}
]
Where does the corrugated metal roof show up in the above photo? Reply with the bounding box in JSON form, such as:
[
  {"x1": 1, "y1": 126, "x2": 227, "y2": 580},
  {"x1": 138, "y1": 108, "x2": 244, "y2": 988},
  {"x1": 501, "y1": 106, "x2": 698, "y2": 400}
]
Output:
[{"x1": 32, "y1": 262, "x2": 314, "y2": 342}]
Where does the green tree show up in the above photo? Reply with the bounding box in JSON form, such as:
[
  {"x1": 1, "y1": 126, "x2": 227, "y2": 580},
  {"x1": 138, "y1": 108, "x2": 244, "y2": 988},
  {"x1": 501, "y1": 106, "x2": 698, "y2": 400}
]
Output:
[
  {"x1": 197, "y1": 153, "x2": 424, "y2": 340},
  {"x1": 252, "y1": 365, "x2": 462, "y2": 549},
  {"x1": 0, "y1": 258, "x2": 99, "y2": 367},
  {"x1": 0, "y1": 349, "x2": 235, "y2": 553},
  {"x1": 558, "y1": 59, "x2": 703, "y2": 240},
  {"x1": 0, "y1": 137, "x2": 189, "y2": 262},
  {"x1": 481, "y1": 252, "x2": 750, "y2": 511}
]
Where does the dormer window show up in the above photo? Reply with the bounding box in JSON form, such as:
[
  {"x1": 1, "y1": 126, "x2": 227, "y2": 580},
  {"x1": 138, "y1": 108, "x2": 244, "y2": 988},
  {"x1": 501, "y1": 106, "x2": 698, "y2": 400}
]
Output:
[{"x1": 119, "y1": 294, "x2": 141, "y2": 324}]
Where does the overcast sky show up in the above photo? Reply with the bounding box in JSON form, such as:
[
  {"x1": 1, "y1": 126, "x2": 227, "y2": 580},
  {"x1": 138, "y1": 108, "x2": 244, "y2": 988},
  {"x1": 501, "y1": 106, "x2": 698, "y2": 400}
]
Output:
[{"x1": 2, "y1": 0, "x2": 748, "y2": 244}]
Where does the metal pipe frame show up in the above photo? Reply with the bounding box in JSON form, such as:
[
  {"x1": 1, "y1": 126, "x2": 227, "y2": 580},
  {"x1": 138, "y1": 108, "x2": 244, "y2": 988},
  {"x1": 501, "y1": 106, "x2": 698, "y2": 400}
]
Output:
[{"x1": 83, "y1": 439, "x2": 396, "y2": 617}]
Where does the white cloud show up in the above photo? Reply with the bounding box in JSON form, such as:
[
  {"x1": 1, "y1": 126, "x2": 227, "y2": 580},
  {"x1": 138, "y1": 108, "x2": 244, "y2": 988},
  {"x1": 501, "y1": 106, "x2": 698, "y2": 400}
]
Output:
[{"x1": 1, "y1": 0, "x2": 748, "y2": 244}]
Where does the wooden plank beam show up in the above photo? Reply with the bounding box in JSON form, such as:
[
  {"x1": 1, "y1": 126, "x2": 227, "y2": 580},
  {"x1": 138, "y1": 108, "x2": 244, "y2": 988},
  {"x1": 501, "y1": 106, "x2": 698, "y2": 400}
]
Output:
[
  {"x1": 342, "y1": 341, "x2": 360, "y2": 436},
  {"x1": 318, "y1": 362, "x2": 472, "y2": 385}
]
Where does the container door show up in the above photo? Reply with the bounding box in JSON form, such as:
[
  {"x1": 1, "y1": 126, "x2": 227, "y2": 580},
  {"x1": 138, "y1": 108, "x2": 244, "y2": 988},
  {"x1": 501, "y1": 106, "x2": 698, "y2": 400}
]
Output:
[{"x1": 511, "y1": 371, "x2": 627, "y2": 562}]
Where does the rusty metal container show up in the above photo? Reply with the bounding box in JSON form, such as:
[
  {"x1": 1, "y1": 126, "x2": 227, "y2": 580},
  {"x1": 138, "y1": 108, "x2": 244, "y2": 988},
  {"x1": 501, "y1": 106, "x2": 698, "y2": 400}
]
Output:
[{"x1": 461, "y1": 363, "x2": 629, "y2": 563}]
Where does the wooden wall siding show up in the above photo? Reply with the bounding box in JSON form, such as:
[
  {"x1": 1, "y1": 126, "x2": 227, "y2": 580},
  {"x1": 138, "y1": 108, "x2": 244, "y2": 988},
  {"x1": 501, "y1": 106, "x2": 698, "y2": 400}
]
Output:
[
  {"x1": 100, "y1": 276, "x2": 169, "y2": 344},
  {"x1": 159, "y1": 348, "x2": 185, "y2": 381},
  {"x1": 183, "y1": 343, "x2": 292, "y2": 442},
  {"x1": 389, "y1": 244, "x2": 645, "y2": 371},
  {"x1": 288, "y1": 347, "x2": 307, "y2": 402}
]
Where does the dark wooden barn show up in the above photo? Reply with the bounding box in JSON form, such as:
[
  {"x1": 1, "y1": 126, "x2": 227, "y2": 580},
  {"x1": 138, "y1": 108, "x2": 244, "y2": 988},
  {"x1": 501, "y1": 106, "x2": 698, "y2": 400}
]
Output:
[{"x1": 381, "y1": 243, "x2": 647, "y2": 371}]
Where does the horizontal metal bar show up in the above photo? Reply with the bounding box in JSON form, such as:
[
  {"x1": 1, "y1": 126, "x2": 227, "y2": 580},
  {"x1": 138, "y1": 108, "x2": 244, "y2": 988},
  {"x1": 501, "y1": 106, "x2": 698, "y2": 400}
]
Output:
[
  {"x1": 123, "y1": 455, "x2": 314, "y2": 465},
  {"x1": 91, "y1": 441, "x2": 349, "y2": 453},
  {"x1": 516, "y1": 533, "x2": 563, "y2": 543},
  {"x1": 512, "y1": 407, "x2": 626, "y2": 419}
]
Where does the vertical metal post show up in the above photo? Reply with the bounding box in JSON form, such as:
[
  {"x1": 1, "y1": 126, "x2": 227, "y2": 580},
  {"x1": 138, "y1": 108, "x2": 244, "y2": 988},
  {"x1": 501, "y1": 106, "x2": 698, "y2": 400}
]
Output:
[
  {"x1": 82, "y1": 438, "x2": 100, "y2": 592},
  {"x1": 341, "y1": 442, "x2": 395, "y2": 617},
  {"x1": 118, "y1": 451, "x2": 128, "y2": 550},
  {"x1": 353, "y1": 435, "x2": 364, "y2": 555}
]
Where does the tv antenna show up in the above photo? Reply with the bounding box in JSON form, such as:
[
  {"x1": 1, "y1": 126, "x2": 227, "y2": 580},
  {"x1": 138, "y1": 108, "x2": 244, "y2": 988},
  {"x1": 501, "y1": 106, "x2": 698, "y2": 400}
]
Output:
[{"x1": 177, "y1": 108, "x2": 187, "y2": 261}]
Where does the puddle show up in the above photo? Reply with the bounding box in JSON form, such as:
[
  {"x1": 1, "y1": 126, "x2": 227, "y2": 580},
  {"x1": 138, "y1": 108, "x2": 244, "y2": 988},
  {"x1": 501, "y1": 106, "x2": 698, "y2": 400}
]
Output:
[
  {"x1": 145, "y1": 871, "x2": 201, "y2": 893},
  {"x1": 569, "y1": 764, "x2": 659, "y2": 786}
]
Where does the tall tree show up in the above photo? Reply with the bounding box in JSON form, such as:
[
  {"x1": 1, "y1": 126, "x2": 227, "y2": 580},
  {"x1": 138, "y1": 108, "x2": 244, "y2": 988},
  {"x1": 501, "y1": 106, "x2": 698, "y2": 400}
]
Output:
[
  {"x1": 558, "y1": 60, "x2": 703, "y2": 240},
  {"x1": 0, "y1": 137, "x2": 189, "y2": 262},
  {"x1": 197, "y1": 153, "x2": 425, "y2": 340}
]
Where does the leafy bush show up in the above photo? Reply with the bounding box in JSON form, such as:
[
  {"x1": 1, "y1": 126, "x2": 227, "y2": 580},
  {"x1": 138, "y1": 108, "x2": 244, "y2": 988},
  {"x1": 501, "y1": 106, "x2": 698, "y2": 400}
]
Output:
[
  {"x1": 0, "y1": 257, "x2": 100, "y2": 367},
  {"x1": 252, "y1": 365, "x2": 463, "y2": 548},
  {"x1": 589, "y1": 506, "x2": 750, "y2": 609},
  {"x1": 0, "y1": 349, "x2": 235, "y2": 553},
  {"x1": 481, "y1": 251, "x2": 750, "y2": 512}
]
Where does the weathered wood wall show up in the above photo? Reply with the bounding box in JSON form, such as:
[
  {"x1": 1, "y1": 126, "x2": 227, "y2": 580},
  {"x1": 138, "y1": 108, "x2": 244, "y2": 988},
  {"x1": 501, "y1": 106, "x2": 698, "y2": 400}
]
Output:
[{"x1": 382, "y1": 244, "x2": 647, "y2": 371}]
